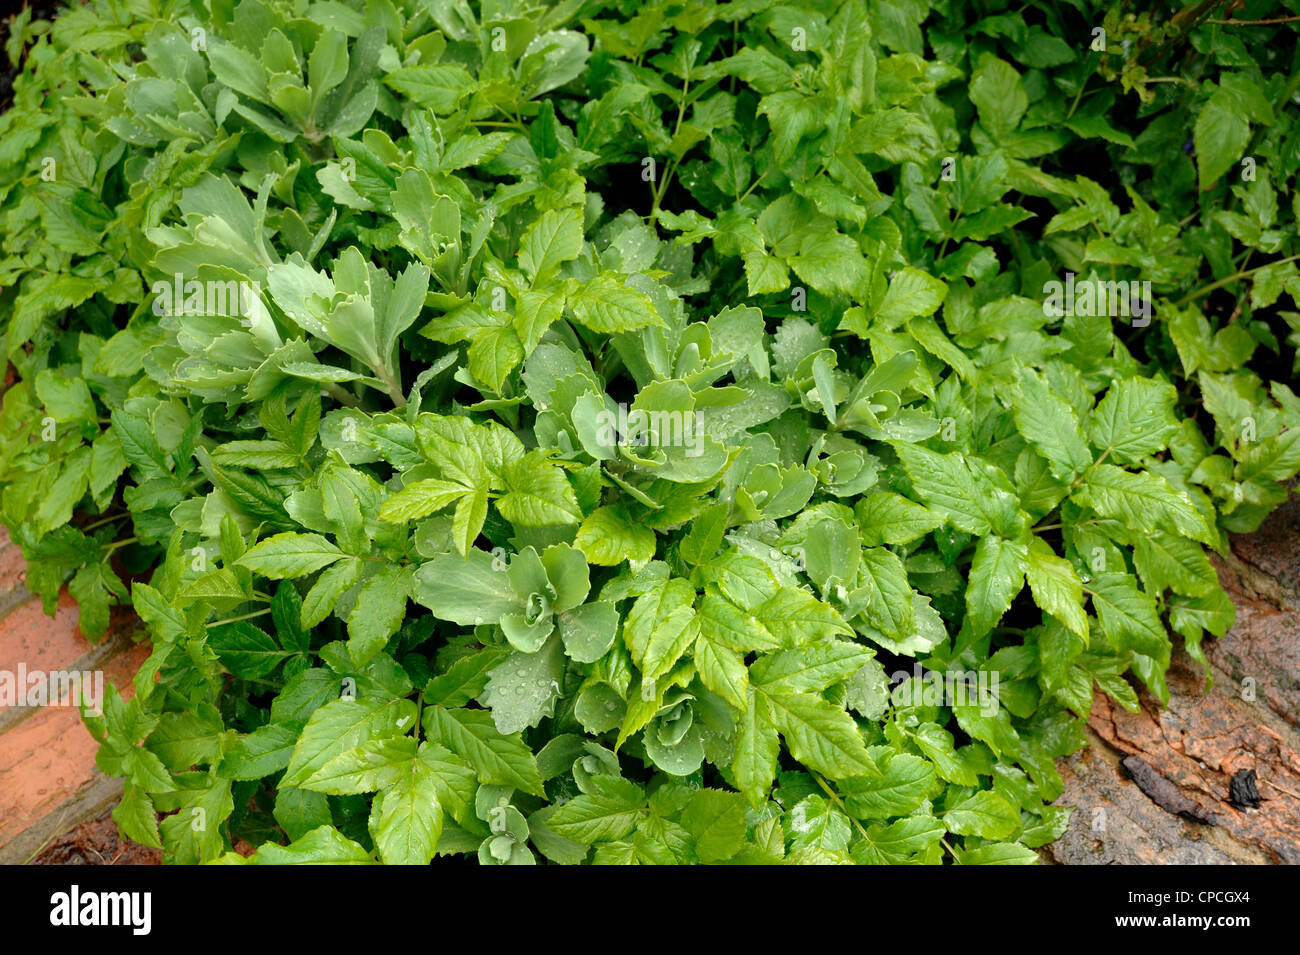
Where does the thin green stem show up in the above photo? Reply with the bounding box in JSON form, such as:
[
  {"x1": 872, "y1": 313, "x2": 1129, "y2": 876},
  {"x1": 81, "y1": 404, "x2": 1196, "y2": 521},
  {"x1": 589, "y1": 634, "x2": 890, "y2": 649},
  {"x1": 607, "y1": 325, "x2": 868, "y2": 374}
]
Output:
[
  {"x1": 1065, "y1": 74, "x2": 1090, "y2": 120},
  {"x1": 323, "y1": 382, "x2": 359, "y2": 408},
  {"x1": 812, "y1": 772, "x2": 871, "y2": 843},
  {"x1": 208, "y1": 608, "x2": 271, "y2": 627},
  {"x1": 1173, "y1": 253, "x2": 1300, "y2": 308},
  {"x1": 81, "y1": 513, "x2": 127, "y2": 532},
  {"x1": 1069, "y1": 447, "x2": 1110, "y2": 489},
  {"x1": 940, "y1": 835, "x2": 961, "y2": 863},
  {"x1": 649, "y1": 76, "x2": 691, "y2": 218},
  {"x1": 1208, "y1": 14, "x2": 1300, "y2": 25},
  {"x1": 100, "y1": 537, "x2": 138, "y2": 561}
]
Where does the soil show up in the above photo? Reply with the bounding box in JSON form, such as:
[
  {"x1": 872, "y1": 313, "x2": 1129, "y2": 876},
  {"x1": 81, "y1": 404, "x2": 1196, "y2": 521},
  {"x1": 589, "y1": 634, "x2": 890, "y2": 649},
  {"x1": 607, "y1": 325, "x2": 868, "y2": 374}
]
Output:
[{"x1": 31, "y1": 812, "x2": 162, "y2": 865}]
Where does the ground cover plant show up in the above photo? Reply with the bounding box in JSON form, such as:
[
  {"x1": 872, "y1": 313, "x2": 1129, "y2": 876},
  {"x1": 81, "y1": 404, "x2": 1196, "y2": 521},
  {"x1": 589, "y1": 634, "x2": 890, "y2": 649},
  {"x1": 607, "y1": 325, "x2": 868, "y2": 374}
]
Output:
[{"x1": 2, "y1": 0, "x2": 1299, "y2": 865}]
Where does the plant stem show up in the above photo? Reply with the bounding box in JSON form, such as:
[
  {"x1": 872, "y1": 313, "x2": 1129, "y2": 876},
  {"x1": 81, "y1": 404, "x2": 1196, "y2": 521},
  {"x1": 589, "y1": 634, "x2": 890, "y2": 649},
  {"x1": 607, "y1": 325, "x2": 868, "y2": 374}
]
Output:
[
  {"x1": 812, "y1": 772, "x2": 872, "y2": 843},
  {"x1": 81, "y1": 513, "x2": 127, "y2": 532},
  {"x1": 208, "y1": 608, "x2": 272, "y2": 627},
  {"x1": 1069, "y1": 447, "x2": 1110, "y2": 490},
  {"x1": 649, "y1": 76, "x2": 691, "y2": 218},
  {"x1": 1173, "y1": 253, "x2": 1300, "y2": 308},
  {"x1": 1208, "y1": 15, "x2": 1300, "y2": 25},
  {"x1": 322, "y1": 382, "x2": 360, "y2": 407},
  {"x1": 100, "y1": 537, "x2": 138, "y2": 561},
  {"x1": 940, "y1": 835, "x2": 961, "y2": 863}
]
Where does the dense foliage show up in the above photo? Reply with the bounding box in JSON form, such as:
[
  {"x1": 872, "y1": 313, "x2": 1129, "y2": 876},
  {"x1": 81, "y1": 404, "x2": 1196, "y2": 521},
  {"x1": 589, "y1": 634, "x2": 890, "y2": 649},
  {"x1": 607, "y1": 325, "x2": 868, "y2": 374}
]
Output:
[{"x1": 2, "y1": 0, "x2": 1299, "y2": 864}]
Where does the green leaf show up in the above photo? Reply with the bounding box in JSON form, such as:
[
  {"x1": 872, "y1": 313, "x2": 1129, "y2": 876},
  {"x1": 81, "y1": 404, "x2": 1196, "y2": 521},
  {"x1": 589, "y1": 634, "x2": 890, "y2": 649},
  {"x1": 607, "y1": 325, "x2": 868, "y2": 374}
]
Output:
[
  {"x1": 221, "y1": 723, "x2": 299, "y2": 781},
  {"x1": 1025, "y1": 538, "x2": 1088, "y2": 638},
  {"x1": 557, "y1": 602, "x2": 621, "y2": 664},
  {"x1": 548, "y1": 775, "x2": 645, "y2": 843},
  {"x1": 1072, "y1": 464, "x2": 1213, "y2": 544},
  {"x1": 368, "y1": 745, "x2": 447, "y2": 865},
  {"x1": 759, "y1": 686, "x2": 877, "y2": 780},
  {"x1": 252, "y1": 826, "x2": 375, "y2": 864},
  {"x1": 498, "y1": 452, "x2": 582, "y2": 526},
  {"x1": 412, "y1": 549, "x2": 521, "y2": 626},
  {"x1": 282, "y1": 698, "x2": 416, "y2": 789},
  {"x1": 873, "y1": 267, "x2": 948, "y2": 328},
  {"x1": 956, "y1": 842, "x2": 1038, "y2": 864},
  {"x1": 852, "y1": 815, "x2": 945, "y2": 863},
  {"x1": 520, "y1": 207, "x2": 584, "y2": 284},
  {"x1": 379, "y1": 478, "x2": 469, "y2": 523},
  {"x1": 963, "y1": 536, "x2": 1028, "y2": 639},
  {"x1": 575, "y1": 505, "x2": 657, "y2": 565},
  {"x1": 421, "y1": 705, "x2": 545, "y2": 796},
  {"x1": 568, "y1": 275, "x2": 661, "y2": 333},
  {"x1": 691, "y1": 626, "x2": 749, "y2": 710},
  {"x1": 1194, "y1": 88, "x2": 1250, "y2": 191},
  {"x1": 753, "y1": 586, "x2": 852, "y2": 647},
  {"x1": 624, "y1": 579, "x2": 698, "y2": 681},
  {"x1": 302, "y1": 737, "x2": 419, "y2": 794},
  {"x1": 1012, "y1": 367, "x2": 1092, "y2": 480},
  {"x1": 1088, "y1": 378, "x2": 1179, "y2": 464},
  {"x1": 855, "y1": 492, "x2": 944, "y2": 546},
  {"x1": 302, "y1": 557, "x2": 363, "y2": 628},
  {"x1": 383, "y1": 65, "x2": 475, "y2": 113},
  {"x1": 943, "y1": 790, "x2": 1020, "y2": 839},
  {"x1": 1090, "y1": 572, "x2": 1170, "y2": 664},
  {"x1": 750, "y1": 643, "x2": 874, "y2": 694},
  {"x1": 840, "y1": 752, "x2": 934, "y2": 819},
  {"x1": 208, "y1": 622, "x2": 290, "y2": 680},
  {"x1": 239, "y1": 532, "x2": 345, "y2": 579},
  {"x1": 894, "y1": 444, "x2": 1025, "y2": 537},
  {"x1": 680, "y1": 789, "x2": 747, "y2": 862},
  {"x1": 970, "y1": 54, "x2": 1027, "y2": 140},
  {"x1": 347, "y1": 565, "x2": 413, "y2": 665}
]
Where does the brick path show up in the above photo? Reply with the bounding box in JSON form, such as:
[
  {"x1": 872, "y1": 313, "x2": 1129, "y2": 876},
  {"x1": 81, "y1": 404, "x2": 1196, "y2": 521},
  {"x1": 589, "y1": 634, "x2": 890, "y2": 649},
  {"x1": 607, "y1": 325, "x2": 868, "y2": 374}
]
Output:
[{"x1": 0, "y1": 531, "x2": 150, "y2": 863}]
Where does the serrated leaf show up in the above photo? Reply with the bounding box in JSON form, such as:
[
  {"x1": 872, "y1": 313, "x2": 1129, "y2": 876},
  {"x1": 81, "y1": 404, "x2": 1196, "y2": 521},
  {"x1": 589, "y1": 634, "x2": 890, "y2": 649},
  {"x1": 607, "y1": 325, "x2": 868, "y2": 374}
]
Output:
[
  {"x1": 239, "y1": 532, "x2": 345, "y2": 579},
  {"x1": 421, "y1": 705, "x2": 545, "y2": 796}
]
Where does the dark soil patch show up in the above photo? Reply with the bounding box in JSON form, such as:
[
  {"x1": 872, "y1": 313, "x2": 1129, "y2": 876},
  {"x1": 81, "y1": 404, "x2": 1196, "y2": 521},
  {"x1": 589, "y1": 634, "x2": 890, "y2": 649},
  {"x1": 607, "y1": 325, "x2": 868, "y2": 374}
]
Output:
[{"x1": 31, "y1": 811, "x2": 163, "y2": 865}]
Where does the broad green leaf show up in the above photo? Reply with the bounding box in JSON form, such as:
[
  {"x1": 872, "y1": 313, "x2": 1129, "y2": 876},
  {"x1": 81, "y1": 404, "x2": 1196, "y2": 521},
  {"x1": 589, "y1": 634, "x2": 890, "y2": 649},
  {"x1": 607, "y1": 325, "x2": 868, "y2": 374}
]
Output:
[
  {"x1": 575, "y1": 504, "x2": 657, "y2": 566},
  {"x1": 421, "y1": 705, "x2": 545, "y2": 796},
  {"x1": 1012, "y1": 367, "x2": 1092, "y2": 480},
  {"x1": 282, "y1": 698, "x2": 416, "y2": 789},
  {"x1": 412, "y1": 549, "x2": 521, "y2": 626},
  {"x1": 680, "y1": 789, "x2": 747, "y2": 862},
  {"x1": 760, "y1": 686, "x2": 877, "y2": 780},
  {"x1": 568, "y1": 275, "x2": 660, "y2": 333},
  {"x1": 520, "y1": 207, "x2": 584, "y2": 284},
  {"x1": 548, "y1": 775, "x2": 645, "y2": 843},
  {"x1": 1025, "y1": 538, "x2": 1088, "y2": 638},
  {"x1": 840, "y1": 752, "x2": 934, "y2": 819},
  {"x1": 239, "y1": 532, "x2": 345, "y2": 579},
  {"x1": 943, "y1": 790, "x2": 1020, "y2": 839},
  {"x1": 1088, "y1": 378, "x2": 1179, "y2": 464},
  {"x1": 963, "y1": 536, "x2": 1028, "y2": 639}
]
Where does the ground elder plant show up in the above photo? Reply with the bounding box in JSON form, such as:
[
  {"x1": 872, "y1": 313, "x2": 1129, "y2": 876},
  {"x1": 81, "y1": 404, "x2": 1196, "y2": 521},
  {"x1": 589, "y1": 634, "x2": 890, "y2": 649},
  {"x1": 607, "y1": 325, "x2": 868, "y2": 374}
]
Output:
[{"x1": 1, "y1": 0, "x2": 1298, "y2": 864}]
